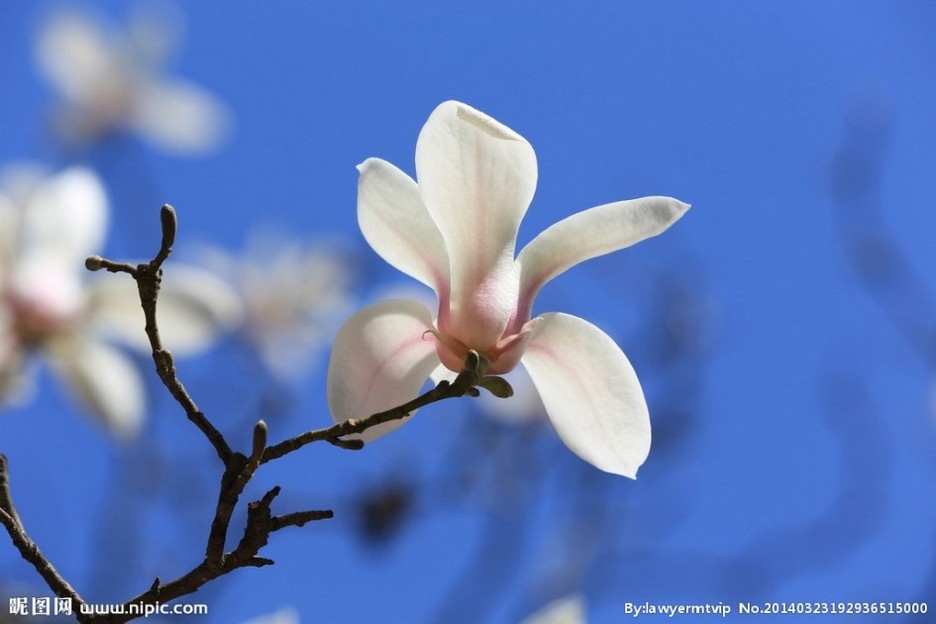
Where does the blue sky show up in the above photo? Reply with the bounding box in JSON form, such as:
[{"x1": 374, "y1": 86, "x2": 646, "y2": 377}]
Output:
[{"x1": 2, "y1": 2, "x2": 936, "y2": 622}]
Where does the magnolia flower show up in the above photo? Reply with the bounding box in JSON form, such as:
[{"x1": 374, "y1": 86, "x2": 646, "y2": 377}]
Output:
[
  {"x1": 194, "y1": 233, "x2": 354, "y2": 381},
  {"x1": 327, "y1": 101, "x2": 689, "y2": 478},
  {"x1": 0, "y1": 165, "x2": 240, "y2": 436},
  {"x1": 35, "y1": 2, "x2": 230, "y2": 155}
]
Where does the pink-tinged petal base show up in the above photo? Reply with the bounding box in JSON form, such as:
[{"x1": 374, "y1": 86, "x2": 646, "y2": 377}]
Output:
[
  {"x1": 415, "y1": 101, "x2": 536, "y2": 348},
  {"x1": 521, "y1": 313, "x2": 650, "y2": 478},
  {"x1": 326, "y1": 299, "x2": 440, "y2": 442},
  {"x1": 429, "y1": 316, "x2": 539, "y2": 375}
]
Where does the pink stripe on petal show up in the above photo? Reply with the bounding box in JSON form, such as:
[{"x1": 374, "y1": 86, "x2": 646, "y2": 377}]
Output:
[
  {"x1": 326, "y1": 299, "x2": 440, "y2": 442},
  {"x1": 415, "y1": 102, "x2": 536, "y2": 347},
  {"x1": 522, "y1": 312, "x2": 650, "y2": 478}
]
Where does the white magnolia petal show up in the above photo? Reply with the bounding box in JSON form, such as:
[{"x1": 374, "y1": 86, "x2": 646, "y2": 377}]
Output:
[
  {"x1": 519, "y1": 595, "x2": 586, "y2": 624},
  {"x1": 132, "y1": 79, "x2": 231, "y2": 155},
  {"x1": 10, "y1": 254, "x2": 86, "y2": 320},
  {"x1": 521, "y1": 313, "x2": 650, "y2": 478},
  {"x1": 357, "y1": 158, "x2": 449, "y2": 293},
  {"x1": 479, "y1": 365, "x2": 546, "y2": 425},
  {"x1": 0, "y1": 314, "x2": 33, "y2": 405},
  {"x1": 152, "y1": 265, "x2": 243, "y2": 353},
  {"x1": 20, "y1": 167, "x2": 108, "y2": 265},
  {"x1": 126, "y1": 0, "x2": 184, "y2": 70},
  {"x1": 36, "y1": 9, "x2": 115, "y2": 105},
  {"x1": 429, "y1": 363, "x2": 456, "y2": 386},
  {"x1": 88, "y1": 265, "x2": 242, "y2": 355},
  {"x1": 414, "y1": 101, "x2": 536, "y2": 342},
  {"x1": 238, "y1": 607, "x2": 300, "y2": 624},
  {"x1": 517, "y1": 197, "x2": 689, "y2": 316},
  {"x1": 46, "y1": 335, "x2": 145, "y2": 438},
  {"x1": 327, "y1": 299, "x2": 439, "y2": 441},
  {"x1": 0, "y1": 190, "x2": 16, "y2": 254}
]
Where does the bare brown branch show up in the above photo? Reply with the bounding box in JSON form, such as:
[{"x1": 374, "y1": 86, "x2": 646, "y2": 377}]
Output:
[
  {"x1": 86, "y1": 204, "x2": 233, "y2": 464},
  {"x1": 0, "y1": 455, "x2": 90, "y2": 620},
  {"x1": 1, "y1": 206, "x2": 504, "y2": 622},
  {"x1": 261, "y1": 350, "x2": 491, "y2": 464}
]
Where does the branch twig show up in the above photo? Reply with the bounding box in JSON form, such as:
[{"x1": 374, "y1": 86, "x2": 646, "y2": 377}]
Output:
[
  {"x1": 262, "y1": 350, "x2": 490, "y2": 463},
  {"x1": 89, "y1": 205, "x2": 232, "y2": 464},
  {"x1": 3, "y1": 205, "x2": 503, "y2": 623},
  {"x1": 0, "y1": 454, "x2": 89, "y2": 619}
]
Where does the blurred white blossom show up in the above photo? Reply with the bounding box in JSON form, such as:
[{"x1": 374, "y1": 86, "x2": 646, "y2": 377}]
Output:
[
  {"x1": 0, "y1": 164, "x2": 241, "y2": 436},
  {"x1": 195, "y1": 232, "x2": 355, "y2": 381},
  {"x1": 35, "y1": 1, "x2": 231, "y2": 155},
  {"x1": 519, "y1": 595, "x2": 586, "y2": 624},
  {"x1": 238, "y1": 606, "x2": 299, "y2": 624},
  {"x1": 477, "y1": 365, "x2": 546, "y2": 424}
]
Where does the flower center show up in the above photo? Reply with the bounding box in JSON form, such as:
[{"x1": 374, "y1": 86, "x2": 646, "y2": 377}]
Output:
[
  {"x1": 4, "y1": 286, "x2": 80, "y2": 347},
  {"x1": 426, "y1": 317, "x2": 541, "y2": 376}
]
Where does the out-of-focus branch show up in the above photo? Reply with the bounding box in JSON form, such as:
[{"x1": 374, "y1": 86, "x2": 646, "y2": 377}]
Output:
[{"x1": 830, "y1": 94, "x2": 936, "y2": 368}]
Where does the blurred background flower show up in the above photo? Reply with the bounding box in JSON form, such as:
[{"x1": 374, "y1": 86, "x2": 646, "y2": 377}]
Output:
[
  {"x1": 0, "y1": 164, "x2": 240, "y2": 436},
  {"x1": 519, "y1": 595, "x2": 585, "y2": 624},
  {"x1": 193, "y1": 231, "x2": 355, "y2": 384},
  {"x1": 35, "y1": 0, "x2": 231, "y2": 156},
  {"x1": 238, "y1": 606, "x2": 299, "y2": 624}
]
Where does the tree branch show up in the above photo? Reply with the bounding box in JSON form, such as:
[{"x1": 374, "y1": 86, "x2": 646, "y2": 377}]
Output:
[
  {"x1": 1, "y1": 205, "x2": 505, "y2": 622},
  {"x1": 261, "y1": 350, "x2": 492, "y2": 464},
  {"x1": 0, "y1": 455, "x2": 90, "y2": 620},
  {"x1": 90, "y1": 205, "x2": 233, "y2": 464}
]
